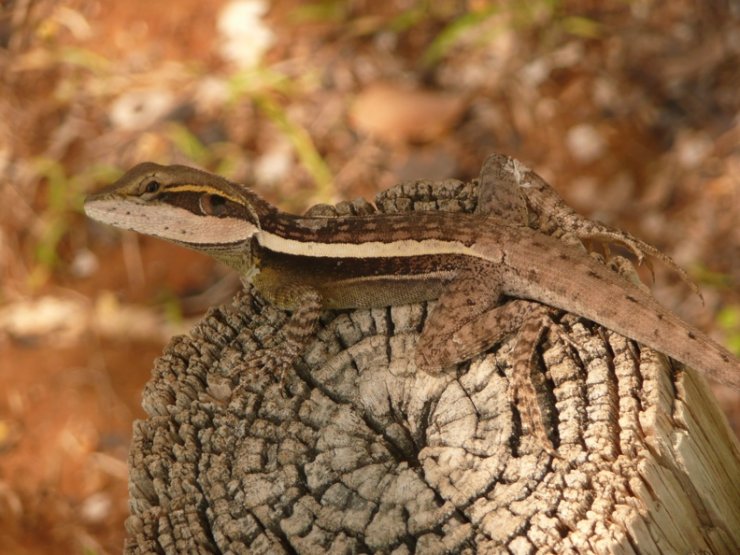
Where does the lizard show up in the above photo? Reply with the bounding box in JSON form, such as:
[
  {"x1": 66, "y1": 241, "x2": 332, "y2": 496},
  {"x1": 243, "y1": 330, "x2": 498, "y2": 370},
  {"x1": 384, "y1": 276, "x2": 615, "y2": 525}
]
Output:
[{"x1": 83, "y1": 157, "x2": 740, "y2": 411}]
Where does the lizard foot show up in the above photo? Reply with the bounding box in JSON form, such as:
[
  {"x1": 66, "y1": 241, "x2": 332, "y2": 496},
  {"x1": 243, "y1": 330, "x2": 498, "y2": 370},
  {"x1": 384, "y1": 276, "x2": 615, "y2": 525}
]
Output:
[{"x1": 574, "y1": 225, "x2": 702, "y2": 302}]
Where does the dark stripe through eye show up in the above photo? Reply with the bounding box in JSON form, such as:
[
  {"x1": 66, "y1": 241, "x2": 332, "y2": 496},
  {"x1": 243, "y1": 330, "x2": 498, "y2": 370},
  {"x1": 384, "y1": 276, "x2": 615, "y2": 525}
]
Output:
[{"x1": 200, "y1": 193, "x2": 229, "y2": 216}]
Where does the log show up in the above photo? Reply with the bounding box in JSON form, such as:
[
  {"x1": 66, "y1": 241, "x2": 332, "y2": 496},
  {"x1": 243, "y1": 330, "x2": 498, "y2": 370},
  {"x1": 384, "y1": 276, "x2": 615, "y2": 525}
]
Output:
[{"x1": 124, "y1": 178, "x2": 740, "y2": 554}]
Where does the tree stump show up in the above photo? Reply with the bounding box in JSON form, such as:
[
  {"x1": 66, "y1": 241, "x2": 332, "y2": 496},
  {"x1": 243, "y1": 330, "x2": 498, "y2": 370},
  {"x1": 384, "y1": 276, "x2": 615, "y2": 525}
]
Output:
[{"x1": 124, "y1": 178, "x2": 740, "y2": 554}]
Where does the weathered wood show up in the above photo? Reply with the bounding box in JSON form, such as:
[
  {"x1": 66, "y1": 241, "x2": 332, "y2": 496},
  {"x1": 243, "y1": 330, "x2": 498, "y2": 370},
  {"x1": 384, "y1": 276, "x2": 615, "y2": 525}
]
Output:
[{"x1": 124, "y1": 178, "x2": 740, "y2": 554}]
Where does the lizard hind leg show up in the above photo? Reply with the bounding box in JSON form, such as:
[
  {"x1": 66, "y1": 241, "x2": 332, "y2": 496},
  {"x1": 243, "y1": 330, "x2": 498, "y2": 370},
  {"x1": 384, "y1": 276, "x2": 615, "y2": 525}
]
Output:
[
  {"x1": 480, "y1": 153, "x2": 702, "y2": 300},
  {"x1": 415, "y1": 292, "x2": 566, "y2": 456},
  {"x1": 415, "y1": 271, "x2": 506, "y2": 374},
  {"x1": 415, "y1": 269, "x2": 527, "y2": 375}
]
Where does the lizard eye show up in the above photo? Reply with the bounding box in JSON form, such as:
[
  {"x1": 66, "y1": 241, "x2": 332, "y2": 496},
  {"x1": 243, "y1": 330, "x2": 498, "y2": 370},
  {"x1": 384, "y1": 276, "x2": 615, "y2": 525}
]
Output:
[
  {"x1": 199, "y1": 193, "x2": 229, "y2": 217},
  {"x1": 141, "y1": 180, "x2": 161, "y2": 195}
]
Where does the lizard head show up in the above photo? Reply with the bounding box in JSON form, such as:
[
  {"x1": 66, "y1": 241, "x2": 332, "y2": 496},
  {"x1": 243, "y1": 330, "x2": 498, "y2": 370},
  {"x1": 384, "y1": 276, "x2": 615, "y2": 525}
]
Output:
[{"x1": 84, "y1": 162, "x2": 272, "y2": 253}]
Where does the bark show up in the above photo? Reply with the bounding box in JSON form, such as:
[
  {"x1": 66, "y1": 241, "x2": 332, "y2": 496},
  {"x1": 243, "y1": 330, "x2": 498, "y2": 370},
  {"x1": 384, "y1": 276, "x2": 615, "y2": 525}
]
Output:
[{"x1": 124, "y1": 179, "x2": 740, "y2": 554}]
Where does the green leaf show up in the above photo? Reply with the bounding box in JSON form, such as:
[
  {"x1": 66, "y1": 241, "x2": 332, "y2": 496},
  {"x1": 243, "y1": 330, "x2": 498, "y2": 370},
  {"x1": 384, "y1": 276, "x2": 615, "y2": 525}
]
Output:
[
  {"x1": 167, "y1": 123, "x2": 211, "y2": 166},
  {"x1": 561, "y1": 16, "x2": 602, "y2": 38},
  {"x1": 717, "y1": 305, "x2": 740, "y2": 355},
  {"x1": 254, "y1": 94, "x2": 333, "y2": 200},
  {"x1": 422, "y1": 8, "x2": 499, "y2": 66}
]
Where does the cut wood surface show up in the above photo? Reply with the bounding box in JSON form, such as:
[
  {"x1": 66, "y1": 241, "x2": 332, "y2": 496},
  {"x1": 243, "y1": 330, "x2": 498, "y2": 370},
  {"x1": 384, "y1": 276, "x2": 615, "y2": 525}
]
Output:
[{"x1": 125, "y1": 178, "x2": 740, "y2": 554}]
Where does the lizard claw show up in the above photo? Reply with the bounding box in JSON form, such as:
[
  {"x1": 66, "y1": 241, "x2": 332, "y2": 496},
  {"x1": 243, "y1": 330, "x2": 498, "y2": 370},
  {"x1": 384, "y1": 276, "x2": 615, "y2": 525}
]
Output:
[{"x1": 578, "y1": 228, "x2": 703, "y2": 304}]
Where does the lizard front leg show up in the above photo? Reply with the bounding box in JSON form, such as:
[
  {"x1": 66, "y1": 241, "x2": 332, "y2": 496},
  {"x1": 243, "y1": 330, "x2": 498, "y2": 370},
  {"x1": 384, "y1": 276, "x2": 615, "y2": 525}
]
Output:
[{"x1": 237, "y1": 283, "x2": 323, "y2": 388}]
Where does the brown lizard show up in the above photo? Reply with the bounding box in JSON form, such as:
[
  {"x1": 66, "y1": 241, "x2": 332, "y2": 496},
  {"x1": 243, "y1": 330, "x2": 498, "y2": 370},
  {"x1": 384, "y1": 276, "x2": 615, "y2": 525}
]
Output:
[{"x1": 84, "y1": 157, "x2": 740, "y2": 421}]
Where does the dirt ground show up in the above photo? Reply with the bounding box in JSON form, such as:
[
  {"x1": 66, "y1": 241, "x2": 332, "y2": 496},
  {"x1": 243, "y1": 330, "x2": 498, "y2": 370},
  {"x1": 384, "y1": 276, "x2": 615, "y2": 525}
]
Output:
[{"x1": 1, "y1": 1, "x2": 739, "y2": 552}]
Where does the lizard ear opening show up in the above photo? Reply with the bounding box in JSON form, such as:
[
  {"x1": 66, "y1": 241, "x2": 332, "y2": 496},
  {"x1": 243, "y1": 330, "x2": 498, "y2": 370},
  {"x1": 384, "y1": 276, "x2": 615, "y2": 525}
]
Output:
[{"x1": 199, "y1": 193, "x2": 230, "y2": 217}]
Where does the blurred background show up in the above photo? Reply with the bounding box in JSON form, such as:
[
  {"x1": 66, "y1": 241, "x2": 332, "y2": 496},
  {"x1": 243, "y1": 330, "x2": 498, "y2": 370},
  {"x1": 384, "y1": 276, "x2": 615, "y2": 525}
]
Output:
[{"x1": 0, "y1": 0, "x2": 738, "y2": 552}]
